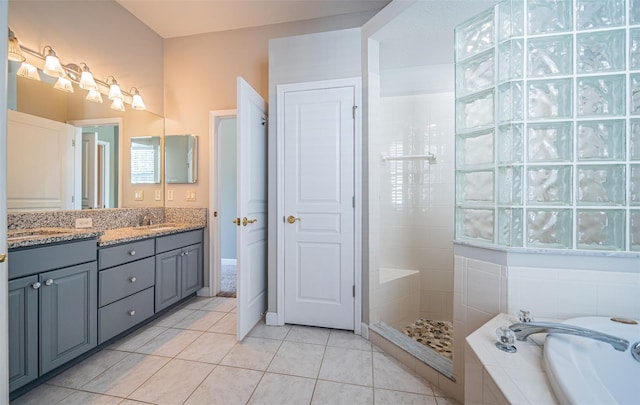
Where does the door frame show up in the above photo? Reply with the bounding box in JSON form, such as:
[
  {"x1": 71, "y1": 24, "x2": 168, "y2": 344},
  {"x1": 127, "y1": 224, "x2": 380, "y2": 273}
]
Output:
[
  {"x1": 97, "y1": 140, "x2": 111, "y2": 209},
  {"x1": 0, "y1": 1, "x2": 9, "y2": 399},
  {"x1": 208, "y1": 109, "x2": 238, "y2": 297},
  {"x1": 274, "y1": 77, "x2": 362, "y2": 334}
]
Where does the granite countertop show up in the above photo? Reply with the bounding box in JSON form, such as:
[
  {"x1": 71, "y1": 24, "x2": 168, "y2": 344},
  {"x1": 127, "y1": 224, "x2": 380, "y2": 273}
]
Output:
[
  {"x1": 98, "y1": 222, "x2": 205, "y2": 246},
  {"x1": 7, "y1": 223, "x2": 206, "y2": 249},
  {"x1": 7, "y1": 227, "x2": 104, "y2": 249}
]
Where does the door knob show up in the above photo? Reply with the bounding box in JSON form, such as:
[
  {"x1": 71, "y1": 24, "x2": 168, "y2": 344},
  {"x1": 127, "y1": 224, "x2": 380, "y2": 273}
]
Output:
[
  {"x1": 44, "y1": 279, "x2": 54, "y2": 286},
  {"x1": 233, "y1": 218, "x2": 241, "y2": 226},
  {"x1": 242, "y1": 217, "x2": 257, "y2": 226},
  {"x1": 31, "y1": 282, "x2": 41, "y2": 290},
  {"x1": 287, "y1": 215, "x2": 300, "y2": 224},
  {"x1": 0, "y1": 253, "x2": 6, "y2": 263}
]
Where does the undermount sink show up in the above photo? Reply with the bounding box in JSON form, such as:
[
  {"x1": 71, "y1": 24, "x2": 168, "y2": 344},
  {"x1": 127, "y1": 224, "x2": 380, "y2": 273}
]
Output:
[
  {"x1": 7, "y1": 228, "x2": 72, "y2": 241},
  {"x1": 136, "y1": 223, "x2": 180, "y2": 232}
]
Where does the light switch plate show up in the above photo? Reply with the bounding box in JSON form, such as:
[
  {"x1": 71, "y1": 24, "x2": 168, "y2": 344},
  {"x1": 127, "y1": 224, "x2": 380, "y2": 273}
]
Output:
[
  {"x1": 167, "y1": 190, "x2": 174, "y2": 201},
  {"x1": 75, "y1": 218, "x2": 93, "y2": 228},
  {"x1": 154, "y1": 189, "x2": 161, "y2": 201},
  {"x1": 186, "y1": 190, "x2": 196, "y2": 201},
  {"x1": 134, "y1": 190, "x2": 144, "y2": 201}
]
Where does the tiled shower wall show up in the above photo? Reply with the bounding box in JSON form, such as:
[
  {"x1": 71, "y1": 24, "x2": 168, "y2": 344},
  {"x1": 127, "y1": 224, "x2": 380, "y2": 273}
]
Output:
[{"x1": 376, "y1": 92, "x2": 456, "y2": 324}]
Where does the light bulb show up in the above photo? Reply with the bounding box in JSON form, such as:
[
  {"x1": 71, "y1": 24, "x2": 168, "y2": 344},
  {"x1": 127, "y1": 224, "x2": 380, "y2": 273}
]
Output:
[
  {"x1": 16, "y1": 62, "x2": 40, "y2": 81},
  {"x1": 86, "y1": 89, "x2": 103, "y2": 103},
  {"x1": 130, "y1": 88, "x2": 146, "y2": 110},
  {"x1": 42, "y1": 46, "x2": 65, "y2": 77},
  {"x1": 79, "y1": 64, "x2": 98, "y2": 91},
  {"x1": 110, "y1": 97, "x2": 125, "y2": 111},
  {"x1": 54, "y1": 76, "x2": 74, "y2": 93}
]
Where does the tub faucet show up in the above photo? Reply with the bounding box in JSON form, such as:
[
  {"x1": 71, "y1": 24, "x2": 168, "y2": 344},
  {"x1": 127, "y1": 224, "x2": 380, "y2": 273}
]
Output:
[{"x1": 508, "y1": 322, "x2": 629, "y2": 352}]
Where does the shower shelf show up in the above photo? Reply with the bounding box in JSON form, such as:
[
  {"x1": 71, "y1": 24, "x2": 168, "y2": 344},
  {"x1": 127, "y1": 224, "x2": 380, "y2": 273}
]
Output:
[{"x1": 380, "y1": 153, "x2": 437, "y2": 164}]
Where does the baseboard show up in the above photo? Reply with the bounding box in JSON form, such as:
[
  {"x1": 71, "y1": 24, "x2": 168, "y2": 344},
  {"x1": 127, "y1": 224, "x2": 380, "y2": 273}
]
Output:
[
  {"x1": 360, "y1": 322, "x2": 369, "y2": 339},
  {"x1": 196, "y1": 287, "x2": 213, "y2": 297},
  {"x1": 221, "y1": 258, "x2": 237, "y2": 266}
]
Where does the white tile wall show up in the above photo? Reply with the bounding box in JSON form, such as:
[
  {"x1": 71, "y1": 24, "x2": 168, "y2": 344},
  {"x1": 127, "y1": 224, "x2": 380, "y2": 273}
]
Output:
[
  {"x1": 508, "y1": 266, "x2": 640, "y2": 320},
  {"x1": 373, "y1": 91, "x2": 456, "y2": 326}
]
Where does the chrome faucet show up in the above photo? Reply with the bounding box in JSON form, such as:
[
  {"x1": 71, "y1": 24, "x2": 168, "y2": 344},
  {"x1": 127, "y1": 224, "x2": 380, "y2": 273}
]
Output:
[{"x1": 508, "y1": 322, "x2": 629, "y2": 352}]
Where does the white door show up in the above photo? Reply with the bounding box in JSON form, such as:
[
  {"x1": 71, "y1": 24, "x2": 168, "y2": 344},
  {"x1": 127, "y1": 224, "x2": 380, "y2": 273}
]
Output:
[
  {"x1": 282, "y1": 85, "x2": 355, "y2": 330},
  {"x1": 236, "y1": 77, "x2": 268, "y2": 340},
  {"x1": 7, "y1": 110, "x2": 77, "y2": 211},
  {"x1": 82, "y1": 132, "x2": 98, "y2": 209}
]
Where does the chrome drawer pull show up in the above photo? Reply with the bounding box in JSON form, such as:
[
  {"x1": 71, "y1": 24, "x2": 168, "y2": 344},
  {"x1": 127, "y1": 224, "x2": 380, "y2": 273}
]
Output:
[
  {"x1": 129, "y1": 276, "x2": 137, "y2": 283},
  {"x1": 44, "y1": 279, "x2": 54, "y2": 286},
  {"x1": 129, "y1": 250, "x2": 136, "y2": 256},
  {"x1": 31, "y1": 282, "x2": 41, "y2": 289},
  {"x1": 128, "y1": 310, "x2": 136, "y2": 316}
]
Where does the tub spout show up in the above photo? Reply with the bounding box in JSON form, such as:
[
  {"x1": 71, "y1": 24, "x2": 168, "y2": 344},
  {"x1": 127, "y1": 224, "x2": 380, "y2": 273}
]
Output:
[{"x1": 508, "y1": 322, "x2": 629, "y2": 352}]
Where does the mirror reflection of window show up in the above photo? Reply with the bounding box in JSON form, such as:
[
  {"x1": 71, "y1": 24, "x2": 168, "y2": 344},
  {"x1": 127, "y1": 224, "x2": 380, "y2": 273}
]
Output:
[
  {"x1": 131, "y1": 136, "x2": 161, "y2": 184},
  {"x1": 165, "y1": 134, "x2": 198, "y2": 184}
]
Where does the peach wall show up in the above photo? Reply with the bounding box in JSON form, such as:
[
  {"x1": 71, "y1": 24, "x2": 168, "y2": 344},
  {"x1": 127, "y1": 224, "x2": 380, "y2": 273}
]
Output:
[
  {"x1": 9, "y1": 0, "x2": 164, "y2": 115},
  {"x1": 163, "y1": 11, "x2": 377, "y2": 208}
]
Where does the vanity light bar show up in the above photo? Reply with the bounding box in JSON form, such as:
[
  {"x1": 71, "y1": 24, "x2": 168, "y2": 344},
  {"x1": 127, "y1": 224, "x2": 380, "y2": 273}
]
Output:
[{"x1": 9, "y1": 30, "x2": 146, "y2": 111}]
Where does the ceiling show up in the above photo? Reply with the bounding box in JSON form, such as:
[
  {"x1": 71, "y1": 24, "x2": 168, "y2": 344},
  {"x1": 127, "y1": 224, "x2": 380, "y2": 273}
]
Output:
[
  {"x1": 373, "y1": 0, "x2": 498, "y2": 68},
  {"x1": 115, "y1": 0, "x2": 391, "y2": 39}
]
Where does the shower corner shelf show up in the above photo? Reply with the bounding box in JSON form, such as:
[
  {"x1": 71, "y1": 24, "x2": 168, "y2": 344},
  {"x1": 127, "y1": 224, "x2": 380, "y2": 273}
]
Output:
[{"x1": 380, "y1": 152, "x2": 437, "y2": 164}]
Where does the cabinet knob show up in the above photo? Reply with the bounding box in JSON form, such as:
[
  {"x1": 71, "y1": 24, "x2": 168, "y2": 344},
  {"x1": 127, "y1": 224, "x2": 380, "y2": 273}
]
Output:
[
  {"x1": 44, "y1": 279, "x2": 54, "y2": 286},
  {"x1": 129, "y1": 250, "x2": 136, "y2": 256},
  {"x1": 31, "y1": 282, "x2": 41, "y2": 289},
  {"x1": 129, "y1": 276, "x2": 137, "y2": 283},
  {"x1": 128, "y1": 310, "x2": 136, "y2": 316}
]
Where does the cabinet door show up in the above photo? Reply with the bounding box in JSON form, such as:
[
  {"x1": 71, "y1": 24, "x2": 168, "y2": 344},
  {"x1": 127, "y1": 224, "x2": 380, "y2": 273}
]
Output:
[
  {"x1": 40, "y1": 262, "x2": 97, "y2": 375},
  {"x1": 181, "y1": 243, "x2": 203, "y2": 297},
  {"x1": 155, "y1": 250, "x2": 181, "y2": 312},
  {"x1": 9, "y1": 276, "x2": 39, "y2": 391}
]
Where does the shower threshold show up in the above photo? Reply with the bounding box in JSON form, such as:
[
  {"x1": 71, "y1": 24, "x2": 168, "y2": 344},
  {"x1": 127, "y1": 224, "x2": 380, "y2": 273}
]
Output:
[{"x1": 370, "y1": 321, "x2": 454, "y2": 380}]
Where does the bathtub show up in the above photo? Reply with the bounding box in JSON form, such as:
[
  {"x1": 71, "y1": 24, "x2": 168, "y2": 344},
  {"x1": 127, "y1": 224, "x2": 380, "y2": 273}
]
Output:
[
  {"x1": 375, "y1": 267, "x2": 420, "y2": 330},
  {"x1": 543, "y1": 317, "x2": 640, "y2": 405}
]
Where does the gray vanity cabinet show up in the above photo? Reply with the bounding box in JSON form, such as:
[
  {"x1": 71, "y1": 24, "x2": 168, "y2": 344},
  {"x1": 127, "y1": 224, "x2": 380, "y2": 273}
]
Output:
[
  {"x1": 39, "y1": 262, "x2": 97, "y2": 374},
  {"x1": 155, "y1": 230, "x2": 203, "y2": 312},
  {"x1": 8, "y1": 239, "x2": 97, "y2": 392},
  {"x1": 8, "y1": 276, "x2": 38, "y2": 392},
  {"x1": 98, "y1": 239, "x2": 155, "y2": 344}
]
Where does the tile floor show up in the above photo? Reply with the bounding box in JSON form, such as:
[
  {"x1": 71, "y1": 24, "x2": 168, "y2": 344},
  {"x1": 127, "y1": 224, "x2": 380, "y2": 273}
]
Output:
[{"x1": 11, "y1": 296, "x2": 460, "y2": 405}]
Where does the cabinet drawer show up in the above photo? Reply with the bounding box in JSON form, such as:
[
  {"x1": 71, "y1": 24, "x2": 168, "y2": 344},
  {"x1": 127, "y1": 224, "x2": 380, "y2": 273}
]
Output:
[
  {"x1": 9, "y1": 239, "x2": 96, "y2": 279},
  {"x1": 98, "y1": 287, "x2": 154, "y2": 344},
  {"x1": 156, "y1": 229, "x2": 203, "y2": 254},
  {"x1": 99, "y1": 239, "x2": 154, "y2": 269},
  {"x1": 99, "y1": 257, "x2": 155, "y2": 307}
]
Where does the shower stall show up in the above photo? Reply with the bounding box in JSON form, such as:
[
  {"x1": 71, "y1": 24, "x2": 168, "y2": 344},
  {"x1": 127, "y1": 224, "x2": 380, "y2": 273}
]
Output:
[{"x1": 366, "y1": 1, "x2": 496, "y2": 375}]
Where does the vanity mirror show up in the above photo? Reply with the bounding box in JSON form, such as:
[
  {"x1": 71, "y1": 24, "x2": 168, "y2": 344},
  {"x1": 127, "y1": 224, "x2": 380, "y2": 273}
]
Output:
[
  {"x1": 131, "y1": 136, "x2": 161, "y2": 184},
  {"x1": 165, "y1": 134, "x2": 198, "y2": 184},
  {"x1": 8, "y1": 65, "x2": 165, "y2": 210}
]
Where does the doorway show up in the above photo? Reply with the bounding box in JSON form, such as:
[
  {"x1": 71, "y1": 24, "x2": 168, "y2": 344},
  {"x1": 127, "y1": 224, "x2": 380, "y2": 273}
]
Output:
[
  {"x1": 69, "y1": 118, "x2": 121, "y2": 209},
  {"x1": 275, "y1": 78, "x2": 362, "y2": 333},
  {"x1": 217, "y1": 116, "x2": 238, "y2": 297},
  {"x1": 209, "y1": 77, "x2": 268, "y2": 341}
]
